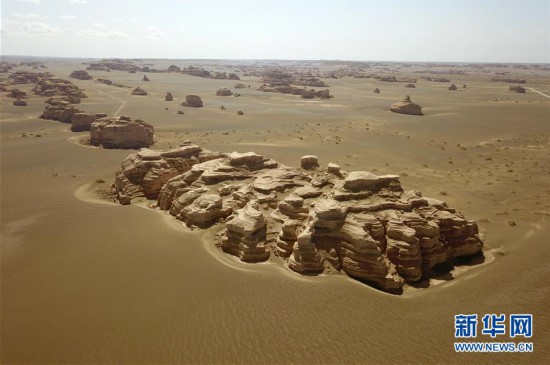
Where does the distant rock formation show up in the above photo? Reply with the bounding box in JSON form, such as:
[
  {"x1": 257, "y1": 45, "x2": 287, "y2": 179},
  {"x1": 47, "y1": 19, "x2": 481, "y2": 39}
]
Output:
[
  {"x1": 509, "y1": 85, "x2": 526, "y2": 93},
  {"x1": 90, "y1": 115, "x2": 154, "y2": 149},
  {"x1": 142, "y1": 75, "x2": 150, "y2": 82},
  {"x1": 70, "y1": 70, "x2": 92, "y2": 80},
  {"x1": 86, "y1": 59, "x2": 141, "y2": 73},
  {"x1": 131, "y1": 87, "x2": 147, "y2": 96},
  {"x1": 182, "y1": 66, "x2": 240, "y2": 80},
  {"x1": 40, "y1": 98, "x2": 82, "y2": 123},
  {"x1": 390, "y1": 95, "x2": 423, "y2": 116},
  {"x1": 373, "y1": 88, "x2": 380, "y2": 94},
  {"x1": 13, "y1": 99, "x2": 27, "y2": 106},
  {"x1": 167, "y1": 65, "x2": 181, "y2": 72},
  {"x1": 7, "y1": 89, "x2": 27, "y2": 99},
  {"x1": 237, "y1": 110, "x2": 244, "y2": 115},
  {"x1": 422, "y1": 77, "x2": 451, "y2": 83},
  {"x1": 448, "y1": 84, "x2": 458, "y2": 91},
  {"x1": 492, "y1": 77, "x2": 526, "y2": 84},
  {"x1": 182, "y1": 95, "x2": 203, "y2": 107},
  {"x1": 234, "y1": 83, "x2": 246, "y2": 89},
  {"x1": 216, "y1": 88, "x2": 233, "y2": 96},
  {"x1": 110, "y1": 144, "x2": 484, "y2": 294},
  {"x1": 165, "y1": 92, "x2": 173, "y2": 101},
  {"x1": 405, "y1": 83, "x2": 416, "y2": 88},
  {"x1": 33, "y1": 77, "x2": 86, "y2": 103}
]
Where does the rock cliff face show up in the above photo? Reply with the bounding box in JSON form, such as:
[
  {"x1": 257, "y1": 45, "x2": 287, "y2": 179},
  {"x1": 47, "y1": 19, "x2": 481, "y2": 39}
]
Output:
[
  {"x1": 71, "y1": 112, "x2": 107, "y2": 132},
  {"x1": 110, "y1": 144, "x2": 484, "y2": 294},
  {"x1": 390, "y1": 95, "x2": 423, "y2": 116},
  {"x1": 90, "y1": 116, "x2": 154, "y2": 149}
]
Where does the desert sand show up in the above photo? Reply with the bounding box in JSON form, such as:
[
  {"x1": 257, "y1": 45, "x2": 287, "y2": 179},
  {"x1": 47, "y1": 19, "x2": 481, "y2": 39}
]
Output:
[{"x1": 1, "y1": 58, "x2": 550, "y2": 364}]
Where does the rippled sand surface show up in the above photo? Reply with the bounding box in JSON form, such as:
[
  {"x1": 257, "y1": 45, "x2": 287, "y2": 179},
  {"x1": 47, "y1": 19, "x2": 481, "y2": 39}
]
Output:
[{"x1": 1, "y1": 60, "x2": 550, "y2": 364}]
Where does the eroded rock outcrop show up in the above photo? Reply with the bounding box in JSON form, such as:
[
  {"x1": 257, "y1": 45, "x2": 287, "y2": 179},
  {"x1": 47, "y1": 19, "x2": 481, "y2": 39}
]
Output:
[
  {"x1": 109, "y1": 145, "x2": 484, "y2": 294},
  {"x1": 71, "y1": 112, "x2": 107, "y2": 132},
  {"x1": 90, "y1": 115, "x2": 154, "y2": 149},
  {"x1": 131, "y1": 87, "x2": 147, "y2": 96},
  {"x1": 216, "y1": 88, "x2": 233, "y2": 96},
  {"x1": 509, "y1": 85, "x2": 526, "y2": 93},
  {"x1": 40, "y1": 98, "x2": 82, "y2": 123},
  {"x1": 70, "y1": 70, "x2": 92, "y2": 80},
  {"x1": 390, "y1": 95, "x2": 423, "y2": 116},
  {"x1": 33, "y1": 77, "x2": 86, "y2": 102},
  {"x1": 183, "y1": 95, "x2": 203, "y2": 107}
]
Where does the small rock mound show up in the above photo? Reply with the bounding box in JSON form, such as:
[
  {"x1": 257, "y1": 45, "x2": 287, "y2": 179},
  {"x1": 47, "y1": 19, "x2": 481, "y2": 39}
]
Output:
[
  {"x1": 13, "y1": 99, "x2": 27, "y2": 106},
  {"x1": 373, "y1": 88, "x2": 380, "y2": 93},
  {"x1": 183, "y1": 95, "x2": 203, "y2": 107},
  {"x1": 216, "y1": 88, "x2": 233, "y2": 96},
  {"x1": 301, "y1": 155, "x2": 319, "y2": 170},
  {"x1": 131, "y1": 87, "x2": 147, "y2": 96},
  {"x1": 509, "y1": 85, "x2": 526, "y2": 93},
  {"x1": 448, "y1": 84, "x2": 457, "y2": 91},
  {"x1": 165, "y1": 92, "x2": 173, "y2": 101},
  {"x1": 90, "y1": 116, "x2": 154, "y2": 149},
  {"x1": 390, "y1": 95, "x2": 423, "y2": 116},
  {"x1": 405, "y1": 83, "x2": 416, "y2": 88},
  {"x1": 8, "y1": 89, "x2": 27, "y2": 99},
  {"x1": 142, "y1": 75, "x2": 150, "y2": 82}
]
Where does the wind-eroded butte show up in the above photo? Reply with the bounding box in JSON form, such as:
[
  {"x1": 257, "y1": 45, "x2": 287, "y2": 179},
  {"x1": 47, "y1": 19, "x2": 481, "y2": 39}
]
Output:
[{"x1": 108, "y1": 142, "x2": 484, "y2": 294}]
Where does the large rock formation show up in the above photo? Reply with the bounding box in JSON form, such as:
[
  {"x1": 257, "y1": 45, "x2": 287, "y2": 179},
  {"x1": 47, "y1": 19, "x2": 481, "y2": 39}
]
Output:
[
  {"x1": 182, "y1": 95, "x2": 203, "y2": 107},
  {"x1": 90, "y1": 115, "x2": 154, "y2": 149},
  {"x1": 109, "y1": 144, "x2": 484, "y2": 294},
  {"x1": 40, "y1": 98, "x2": 82, "y2": 123},
  {"x1": 71, "y1": 112, "x2": 107, "y2": 132},
  {"x1": 70, "y1": 70, "x2": 92, "y2": 80},
  {"x1": 33, "y1": 77, "x2": 86, "y2": 102},
  {"x1": 390, "y1": 95, "x2": 423, "y2": 116}
]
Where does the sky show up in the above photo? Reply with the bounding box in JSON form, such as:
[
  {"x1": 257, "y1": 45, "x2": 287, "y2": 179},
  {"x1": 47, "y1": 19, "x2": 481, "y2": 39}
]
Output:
[{"x1": 1, "y1": 0, "x2": 549, "y2": 63}]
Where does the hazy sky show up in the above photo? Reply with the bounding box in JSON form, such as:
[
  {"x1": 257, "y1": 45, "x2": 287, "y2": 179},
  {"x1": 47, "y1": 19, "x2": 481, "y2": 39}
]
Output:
[{"x1": 1, "y1": 0, "x2": 549, "y2": 62}]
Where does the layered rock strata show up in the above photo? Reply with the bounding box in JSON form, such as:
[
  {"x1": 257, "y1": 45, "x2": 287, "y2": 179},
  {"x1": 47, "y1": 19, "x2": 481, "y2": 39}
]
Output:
[
  {"x1": 90, "y1": 115, "x2": 154, "y2": 149},
  {"x1": 110, "y1": 144, "x2": 484, "y2": 294}
]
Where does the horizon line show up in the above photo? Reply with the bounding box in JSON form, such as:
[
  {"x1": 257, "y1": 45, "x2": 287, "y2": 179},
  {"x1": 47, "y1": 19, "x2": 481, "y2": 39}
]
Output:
[{"x1": 1, "y1": 54, "x2": 549, "y2": 66}]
